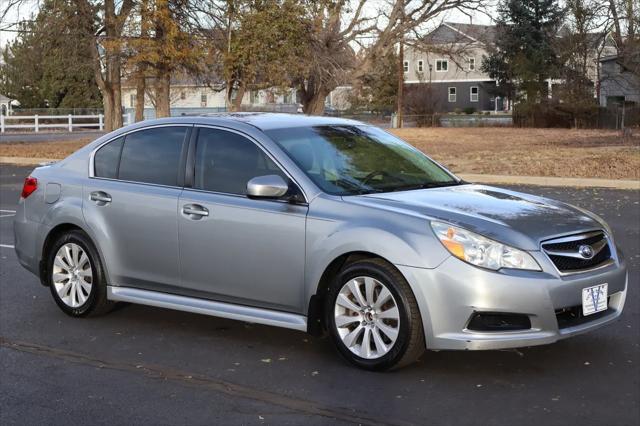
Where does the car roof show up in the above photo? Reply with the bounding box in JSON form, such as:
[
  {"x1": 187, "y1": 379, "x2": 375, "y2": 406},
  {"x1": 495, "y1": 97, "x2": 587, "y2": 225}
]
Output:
[
  {"x1": 144, "y1": 112, "x2": 364, "y2": 131},
  {"x1": 199, "y1": 112, "x2": 363, "y2": 130}
]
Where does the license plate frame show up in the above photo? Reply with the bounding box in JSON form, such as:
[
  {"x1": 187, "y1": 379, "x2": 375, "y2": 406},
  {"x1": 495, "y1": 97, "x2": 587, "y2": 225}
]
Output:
[{"x1": 582, "y1": 283, "x2": 608, "y2": 316}]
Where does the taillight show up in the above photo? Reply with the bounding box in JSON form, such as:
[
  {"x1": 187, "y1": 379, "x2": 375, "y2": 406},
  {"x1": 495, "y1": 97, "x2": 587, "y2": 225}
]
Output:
[{"x1": 21, "y1": 176, "x2": 38, "y2": 199}]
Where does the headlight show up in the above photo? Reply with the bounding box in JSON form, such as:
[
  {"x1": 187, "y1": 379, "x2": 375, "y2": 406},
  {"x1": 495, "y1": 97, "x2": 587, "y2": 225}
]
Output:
[{"x1": 430, "y1": 221, "x2": 541, "y2": 271}]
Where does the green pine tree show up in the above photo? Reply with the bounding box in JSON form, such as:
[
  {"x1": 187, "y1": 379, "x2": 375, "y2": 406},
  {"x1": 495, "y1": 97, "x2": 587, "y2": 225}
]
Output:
[
  {"x1": 0, "y1": 0, "x2": 102, "y2": 109},
  {"x1": 481, "y1": 0, "x2": 564, "y2": 103}
]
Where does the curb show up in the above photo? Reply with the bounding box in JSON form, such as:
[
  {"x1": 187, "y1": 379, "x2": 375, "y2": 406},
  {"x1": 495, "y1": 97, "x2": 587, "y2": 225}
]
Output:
[{"x1": 1, "y1": 157, "x2": 638, "y2": 190}]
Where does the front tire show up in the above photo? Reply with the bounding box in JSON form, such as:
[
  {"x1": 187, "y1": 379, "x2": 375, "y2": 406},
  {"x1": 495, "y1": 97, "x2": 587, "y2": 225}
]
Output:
[
  {"x1": 46, "y1": 230, "x2": 114, "y2": 317},
  {"x1": 326, "y1": 258, "x2": 425, "y2": 371}
]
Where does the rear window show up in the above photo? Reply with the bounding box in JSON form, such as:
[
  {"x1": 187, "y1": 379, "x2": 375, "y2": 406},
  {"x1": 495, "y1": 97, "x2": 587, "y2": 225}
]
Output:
[
  {"x1": 94, "y1": 137, "x2": 123, "y2": 179},
  {"x1": 117, "y1": 127, "x2": 187, "y2": 186}
]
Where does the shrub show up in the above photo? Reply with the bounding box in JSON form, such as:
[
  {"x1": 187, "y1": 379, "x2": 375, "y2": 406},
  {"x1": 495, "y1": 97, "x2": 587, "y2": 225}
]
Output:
[{"x1": 463, "y1": 107, "x2": 476, "y2": 115}]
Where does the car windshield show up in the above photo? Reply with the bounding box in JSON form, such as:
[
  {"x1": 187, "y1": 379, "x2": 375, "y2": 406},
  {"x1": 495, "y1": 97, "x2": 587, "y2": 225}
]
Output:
[{"x1": 265, "y1": 125, "x2": 460, "y2": 195}]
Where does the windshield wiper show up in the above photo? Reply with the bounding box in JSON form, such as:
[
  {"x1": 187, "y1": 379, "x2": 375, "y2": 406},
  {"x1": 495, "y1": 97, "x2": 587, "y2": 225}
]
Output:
[
  {"x1": 332, "y1": 177, "x2": 383, "y2": 195},
  {"x1": 388, "y1": 181, "x2": 464, "y2": 192}
]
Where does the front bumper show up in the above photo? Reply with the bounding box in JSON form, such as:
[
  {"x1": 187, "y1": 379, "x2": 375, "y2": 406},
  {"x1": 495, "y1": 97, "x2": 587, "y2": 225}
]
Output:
[{"x1": 397, "y1": 250, "x2": 628, "y2": 351}]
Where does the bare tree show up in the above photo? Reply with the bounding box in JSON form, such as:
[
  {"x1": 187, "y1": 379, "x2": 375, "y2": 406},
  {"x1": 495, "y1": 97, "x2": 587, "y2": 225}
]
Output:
[
  {"x1": 608, "y1": 0, "x2": 639, "y2": 76},
  {"x1": 294, "y1": 0, "x2": 486, "y2": 115},
  {"x1": 72, "y1": 0, "x2": 136, "y2": 131}
]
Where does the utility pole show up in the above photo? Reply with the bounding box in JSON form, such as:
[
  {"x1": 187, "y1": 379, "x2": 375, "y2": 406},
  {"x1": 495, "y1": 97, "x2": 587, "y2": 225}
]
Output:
[
  {"x1": 396, "y1": 6, "x2": 404, "y2": 128},
  {"x1": 225, "y1": 0, "x2": 234, "y2": 111}
]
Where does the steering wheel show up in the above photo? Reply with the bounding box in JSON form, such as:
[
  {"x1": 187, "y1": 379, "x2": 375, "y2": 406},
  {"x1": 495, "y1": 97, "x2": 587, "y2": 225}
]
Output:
[{"x1": 361, "y1": 170, "x2": 391, "y2": 186}]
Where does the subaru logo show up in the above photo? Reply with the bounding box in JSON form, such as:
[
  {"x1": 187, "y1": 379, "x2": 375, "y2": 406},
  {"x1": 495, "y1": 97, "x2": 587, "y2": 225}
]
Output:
[{"x1": 578, "y1": 245, "x2": 595, "y2": 259}]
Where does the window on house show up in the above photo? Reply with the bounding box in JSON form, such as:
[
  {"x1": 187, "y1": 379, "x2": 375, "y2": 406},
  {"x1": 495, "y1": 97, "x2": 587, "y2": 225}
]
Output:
[
  {"x1": 130, "y1": 94, "x2": 136, "y2": 107},
  {"x1": 417, "y1": 60, "x2": 424, "y2": 72},
  {"x1": 436, "y1": 59, "x2": 448, "y2": 72},
  {"x1": 250, "y1": 90, "x2": 258, "y2": 104},
  {"x1": 470, "y1": 86, "x2": 479, "y2": 102},
  {"x1": 448, "y1": 87, "x2": 457, "y2": 103},
  {"x1": 180, "y1": 91, "x2": 186, "y2": 100},
  {"x1": 403, "y1": 61, "x2": 409, "y2": 73},
  {"x1": 468, "y1": 57, "x2": 476, "y2": 71},
  {"x1": 201, "y1": 93, "x2": 207, "y2": 106}
]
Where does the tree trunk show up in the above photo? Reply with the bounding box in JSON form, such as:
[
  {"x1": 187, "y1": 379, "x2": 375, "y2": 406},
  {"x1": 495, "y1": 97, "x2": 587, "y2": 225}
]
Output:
[
  {"x1": 102, "y1": 89, "x2": 116, "y2": 132},
  {"x1": 76, "y1": 0, "x2": 133, "y2": 131},
  {"x1": 155, "y1": 66, "x2": 171, "y2": 118},
  {"x1": 112, "y1": 57, "x2": 123, "y2": 128},
  {"x1": 302, "y1": 91, "x2": 327, "y2": 115},
  {"x1": 231, "y1": 83, "x2": 245, "y2": 112},
  {"x1": 104, "y1": 45, "x2": 123, "y2": 130},
  {"x1": 299, "y1": 76, "x2": 330, "y2": 115},
  {"x1": 135, "y1": 0, "x2": 150, "y2": 123},
  {"x1": 134, "y1": 69, "x2": 146, "y2": 122}
]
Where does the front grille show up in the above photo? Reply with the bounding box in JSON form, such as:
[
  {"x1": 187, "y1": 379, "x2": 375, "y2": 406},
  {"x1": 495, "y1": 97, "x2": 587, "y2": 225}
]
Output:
[{"x1": 542, "y1": 231, "x2": 612, "y2": 273}]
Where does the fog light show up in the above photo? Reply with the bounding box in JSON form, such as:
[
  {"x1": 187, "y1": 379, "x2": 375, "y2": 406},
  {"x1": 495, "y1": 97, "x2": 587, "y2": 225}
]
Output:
[{"x1": 467, "y1": 312, "x2": 531, "y2": 331}]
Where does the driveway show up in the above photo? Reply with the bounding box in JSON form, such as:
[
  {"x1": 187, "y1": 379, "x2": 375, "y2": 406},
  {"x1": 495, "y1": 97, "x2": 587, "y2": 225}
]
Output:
[{"x1": 1, "y1": 165, "x2": 638, "y2": 425}]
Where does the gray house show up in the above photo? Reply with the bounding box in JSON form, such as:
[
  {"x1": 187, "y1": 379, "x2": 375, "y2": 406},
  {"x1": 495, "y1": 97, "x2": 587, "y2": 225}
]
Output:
[
  {"x1": 599, "y1": 55, "x2": 640, "y2": 107},
  {"x1": 403, "y1": 22, "x2": 505, "y2": 113}
]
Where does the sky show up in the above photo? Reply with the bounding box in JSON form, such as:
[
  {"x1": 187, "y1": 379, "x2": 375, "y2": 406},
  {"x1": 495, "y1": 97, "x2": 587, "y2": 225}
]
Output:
[
  {"x1": 0, "y1": 0, "x2": 39, "y2": 48},
  {"x1": 0, "y1": 0, "x2": 495, "y2": 49}
]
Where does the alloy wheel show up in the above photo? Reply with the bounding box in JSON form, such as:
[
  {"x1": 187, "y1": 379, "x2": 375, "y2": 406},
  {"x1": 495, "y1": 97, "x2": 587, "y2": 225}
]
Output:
[
  {"x1": 52, "y1": 243, "x2": 93, "y2": 308},
  {"x1": 334, "y1": 276, "x2": 400, "y2": 359}
]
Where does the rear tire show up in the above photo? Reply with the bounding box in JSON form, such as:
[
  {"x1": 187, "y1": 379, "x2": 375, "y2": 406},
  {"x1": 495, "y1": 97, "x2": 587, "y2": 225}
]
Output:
[
  {"x1": 325, "y1": 258, "x2": 425, "y2": 371},
  {"x1": 46, "y1": 230, "x2": 114, "y2": 317}
]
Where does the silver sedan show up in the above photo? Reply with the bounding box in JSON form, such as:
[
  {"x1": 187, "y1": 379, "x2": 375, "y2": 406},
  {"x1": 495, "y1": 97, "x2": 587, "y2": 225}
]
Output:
[{"x1": 14, "y1": 114, "x2": 627, "y2": 370}]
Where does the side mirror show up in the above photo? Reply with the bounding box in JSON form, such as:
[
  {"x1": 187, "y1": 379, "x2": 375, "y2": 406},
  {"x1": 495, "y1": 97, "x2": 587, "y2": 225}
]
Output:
[{"x1": 246, "y1": 175, "x2": 289, "y2": 199}]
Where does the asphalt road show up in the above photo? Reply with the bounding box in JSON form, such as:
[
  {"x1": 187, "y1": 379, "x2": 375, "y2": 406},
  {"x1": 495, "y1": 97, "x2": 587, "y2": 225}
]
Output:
[{"x1": 1, "y1": 164, "x2": 638, "y2": 426}]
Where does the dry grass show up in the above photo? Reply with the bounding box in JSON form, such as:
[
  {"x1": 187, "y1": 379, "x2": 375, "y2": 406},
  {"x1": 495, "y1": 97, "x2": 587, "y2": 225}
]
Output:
[
  {"x1": 0, "y1": 138, "x2": 93, "y2": 160},
  {"x1": 1, "y1": 128, "x2": 638, "y2": 180},
  {"x1": 391, "y1": 128, "x2": 640, "y2": 180}
]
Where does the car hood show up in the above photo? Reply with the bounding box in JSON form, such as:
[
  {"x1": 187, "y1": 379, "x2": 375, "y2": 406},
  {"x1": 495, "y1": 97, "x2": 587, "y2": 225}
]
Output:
[{"x1": 348, "y1": 184, "x2": 604, "y2": 251}]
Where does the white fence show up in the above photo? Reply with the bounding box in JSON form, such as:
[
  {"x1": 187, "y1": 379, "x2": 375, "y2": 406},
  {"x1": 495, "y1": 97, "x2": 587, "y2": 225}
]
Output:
[{"x1": 0, "y1": 113, "x2": 133, "y2": 133}]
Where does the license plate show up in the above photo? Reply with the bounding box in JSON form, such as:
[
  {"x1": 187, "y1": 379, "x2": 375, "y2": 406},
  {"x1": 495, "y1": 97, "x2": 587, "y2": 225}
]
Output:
[{"x1": 582, "y1": 283, "x2": 608, "y2": 316}]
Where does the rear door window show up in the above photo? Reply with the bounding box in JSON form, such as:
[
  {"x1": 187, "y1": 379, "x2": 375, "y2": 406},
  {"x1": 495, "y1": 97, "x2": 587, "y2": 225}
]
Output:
[
  {"x1": 118, "y1": 127, "x2": 188, "y2": 186},
  {"x1": 94, "y1": 137, "x2": 123, "y2": 179}
]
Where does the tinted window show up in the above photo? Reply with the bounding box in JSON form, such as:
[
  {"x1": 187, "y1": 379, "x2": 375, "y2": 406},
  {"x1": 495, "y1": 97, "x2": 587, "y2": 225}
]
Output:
[
  {"x1": 118, "y1": 127, "x2": 187, "y2": 186},
  {"x1": 94, "y1": 137, "x2": 123, "y2": 178},
  {"x1": 265, "y1": 125, "x2": 458, "y2": 195},
  {"x1": 194, "y1": 128, "x2": 287, "y2": 195}
]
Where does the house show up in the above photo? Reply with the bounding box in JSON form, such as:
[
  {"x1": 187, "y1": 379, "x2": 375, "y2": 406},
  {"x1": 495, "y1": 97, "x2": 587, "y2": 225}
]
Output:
[
  {"x1": 405, "y1": 22, "x2": 619, "y2": 113},
  {"x1": 598, "y1": 54, "x2": 640, "y2": 107},
  {"x1": 0, "y1": 94, "x2": 14, "y2": 116},
  {"x1": 403, "y1": 22, "x2": 504, "y2": 113},
  {"x1": 121, "y1": 77, "x2": 301, "y2": 119}
]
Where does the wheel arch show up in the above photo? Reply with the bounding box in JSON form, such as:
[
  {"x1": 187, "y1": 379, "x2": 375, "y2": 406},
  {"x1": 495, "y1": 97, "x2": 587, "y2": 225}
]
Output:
[
  {"x1": 39, "y1": 222, "x2": 107, "y2": 286},
  {"x1": 306, "y1": 251, "x2": 398, "y2": 336}
]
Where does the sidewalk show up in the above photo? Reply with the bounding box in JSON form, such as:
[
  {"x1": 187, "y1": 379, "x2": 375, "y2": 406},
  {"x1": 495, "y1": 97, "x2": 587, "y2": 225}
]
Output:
[{"x1": 458, "y1": 173, "x2": 640, "y2": 190}]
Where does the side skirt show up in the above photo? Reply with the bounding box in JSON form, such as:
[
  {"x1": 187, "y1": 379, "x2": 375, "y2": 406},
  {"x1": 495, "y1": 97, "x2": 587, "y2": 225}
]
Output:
[{"x1": 107, "y1": 286, "x2": 308, "y2": 332}]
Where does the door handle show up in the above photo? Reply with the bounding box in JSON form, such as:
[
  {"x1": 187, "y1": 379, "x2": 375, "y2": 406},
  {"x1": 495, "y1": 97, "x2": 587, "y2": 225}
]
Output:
[
  {"x1": 90, "y1": 191, "x2": 112, "y2": 204},
  {"x1": 182, "y1": 204, "x2": 209, "y2": 218}
]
